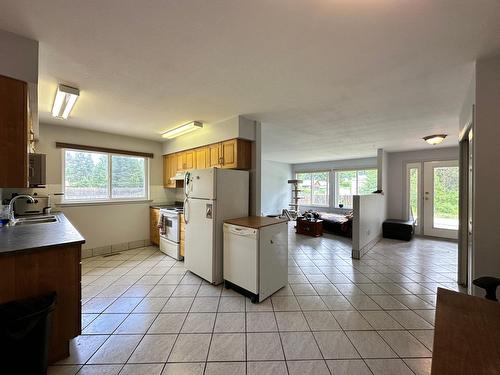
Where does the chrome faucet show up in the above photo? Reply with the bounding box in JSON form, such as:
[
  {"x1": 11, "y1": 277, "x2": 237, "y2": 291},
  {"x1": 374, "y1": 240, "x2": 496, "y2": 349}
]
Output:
[{"x1": 8, "y1": 195, "x2": 35, "y2": 226}]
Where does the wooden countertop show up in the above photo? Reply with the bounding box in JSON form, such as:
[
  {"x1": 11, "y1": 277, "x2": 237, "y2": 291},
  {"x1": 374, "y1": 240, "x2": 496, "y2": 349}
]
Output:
[
  {"x1": 431, "y1": 287, "x2": 500, "y2": 375},
  {"x1": 224, "y1": 216, "x2": 288, "y2": 229}
]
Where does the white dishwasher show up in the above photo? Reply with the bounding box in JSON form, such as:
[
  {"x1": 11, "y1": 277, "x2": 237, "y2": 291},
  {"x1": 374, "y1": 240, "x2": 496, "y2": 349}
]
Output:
[{"x1": 223, "y1": 217, "x2": 288, "y2": 303}]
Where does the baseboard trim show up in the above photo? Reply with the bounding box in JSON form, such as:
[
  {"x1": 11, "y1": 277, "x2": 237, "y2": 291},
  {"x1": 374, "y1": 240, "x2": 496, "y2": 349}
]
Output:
[
  {"x1": 82, "y1": 239, "x2": 151, "y2": 258},
  {"x1": 352, "y1": 234, "x2": 381, "y2": 259}
]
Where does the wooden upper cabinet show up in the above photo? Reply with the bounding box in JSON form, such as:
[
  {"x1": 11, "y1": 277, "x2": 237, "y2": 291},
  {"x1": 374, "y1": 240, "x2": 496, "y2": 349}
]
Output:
[
  {"x1": 176, "y1": 152, "x2": 185, "y2": 171},
  {"x1": 0, "y1": 74, "x2": 29, "y2": 187},
  {"x1": 194, "y1": 147, "x2": 208, "y2": 169},
  {"x1": 221, "y1": 139, "x2": 237, "y2": 168},
  {"x1": 184, "y1": 150, "x2": 195, "y2": 170},
  {"x1": 163, "y1": 154, "x2": 177, "y2": 188},
  {"x1": 162, "y1": 139, "x2": 252, "y2": 188},
  {"x1": 162, "y1": 155, "x2": 169, "y2": 187},
  {"x1": 221, "y1": 139, "x2": 251, "y2": 170},
  {"x1": 208, "y1": 143, "x2": 222, "y2": 168}
]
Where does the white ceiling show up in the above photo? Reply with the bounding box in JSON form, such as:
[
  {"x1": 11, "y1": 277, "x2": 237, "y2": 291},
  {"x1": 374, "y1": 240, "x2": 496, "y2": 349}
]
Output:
[{"x1": 1, "y1": 0, "x2": 499, "y2": 163}]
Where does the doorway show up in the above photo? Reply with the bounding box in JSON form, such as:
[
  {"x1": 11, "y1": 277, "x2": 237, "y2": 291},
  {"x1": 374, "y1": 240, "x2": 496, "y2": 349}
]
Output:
[
  {"x1": 422, "y1": 160, "x2": 459, "y2": 239},
  {"x1": 406, "y1": 160, "x2": 459, "y2": 239}
]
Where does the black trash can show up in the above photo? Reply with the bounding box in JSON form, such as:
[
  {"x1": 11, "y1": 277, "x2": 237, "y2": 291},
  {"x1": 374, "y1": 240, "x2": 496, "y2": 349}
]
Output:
[{"x1": 0, "y1": 292, "x2": 57, "y2": 375}]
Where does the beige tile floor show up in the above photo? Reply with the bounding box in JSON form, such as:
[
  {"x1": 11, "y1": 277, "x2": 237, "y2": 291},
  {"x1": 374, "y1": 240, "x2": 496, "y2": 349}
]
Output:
[{"x1": 48, "y1": 228, "x2": 458, "y2": 375}]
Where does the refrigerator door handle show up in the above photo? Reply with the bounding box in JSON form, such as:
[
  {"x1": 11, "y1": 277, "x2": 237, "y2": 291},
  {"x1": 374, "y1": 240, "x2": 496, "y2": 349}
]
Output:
[
  {"x1": 184, "y1": 171, "x2": 192, "y2": 198},
  {"x1": 184, "y1": 198, "x2": 190, "y2": 224}
]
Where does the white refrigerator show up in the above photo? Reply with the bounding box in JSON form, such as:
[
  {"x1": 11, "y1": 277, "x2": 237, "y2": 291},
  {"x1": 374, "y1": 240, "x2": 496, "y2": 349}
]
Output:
[{"x1": 183, "y1": 168, "x2": 249, "y2": 284}]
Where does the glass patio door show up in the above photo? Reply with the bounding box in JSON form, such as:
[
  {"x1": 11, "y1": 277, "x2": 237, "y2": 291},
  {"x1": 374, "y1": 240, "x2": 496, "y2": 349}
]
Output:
[{"x1": 423, "y1": 160, "x2": 459, "y2": 239}]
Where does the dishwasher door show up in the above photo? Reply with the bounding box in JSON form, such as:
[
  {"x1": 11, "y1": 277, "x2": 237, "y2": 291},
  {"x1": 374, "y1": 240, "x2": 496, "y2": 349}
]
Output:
[{"x1": 223, "y1": 224, "x2": 258, "y2": 294}]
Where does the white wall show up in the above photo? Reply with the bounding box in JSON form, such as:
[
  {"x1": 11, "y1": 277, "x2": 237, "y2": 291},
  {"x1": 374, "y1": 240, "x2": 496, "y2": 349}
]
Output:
[
  {"x1": 352, "y1": 194, "x2": 385, "y2": 259},
  {"x1": 0, "y1": 29, "x2": 39, "y2": 138},
  {"x1": 0, "y1": 29, "x2": 38, "y2": 84},
  {"x1": 162, "y1": 116, "x2": 256, "y2": 154},
  {"x1": 292, "y1": 157, "x2": 378, "y2": 213},
  {"x1": 250, "y1": 122, "x2": 262, "y2": 215},
  {"x1": 377, "y1": 148, "x2": 389, "y2": 221},
  {"x1": 471, "y1": 54, "x2": 500, "y2": 293},
  {"x1": 3, "y1": 123, "x2": 174, "y2": 251},
  {"x1": 261, "y1": 160, "x2": 292, "y2": 215},
  {"x1": 386, "y1": 147, "x2": 459, "y2": 220}
]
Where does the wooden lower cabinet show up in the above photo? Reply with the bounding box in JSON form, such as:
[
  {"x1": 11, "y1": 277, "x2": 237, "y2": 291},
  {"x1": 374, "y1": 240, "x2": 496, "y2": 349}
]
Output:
[
  {"x1": 150, "y1": 207, "x2": 160, "y2": 246},
  {"x1": 180, "y1": 214, "x2": 185, "y2": 257},
  {"x1": 0, "y1": 244, "x2": 81, "y2": 363}
]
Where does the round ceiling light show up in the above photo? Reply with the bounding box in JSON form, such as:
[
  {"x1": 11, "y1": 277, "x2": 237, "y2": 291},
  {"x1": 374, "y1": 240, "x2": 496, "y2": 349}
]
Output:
[{"x1": 423, "y1": 134, "x2": 447, "y2": 145}]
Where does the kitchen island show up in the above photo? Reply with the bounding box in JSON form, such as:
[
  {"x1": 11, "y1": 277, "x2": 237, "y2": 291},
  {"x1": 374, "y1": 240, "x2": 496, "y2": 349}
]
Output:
[{"x1": 0, "y1": 213, "x2": 85, "y2": 363}]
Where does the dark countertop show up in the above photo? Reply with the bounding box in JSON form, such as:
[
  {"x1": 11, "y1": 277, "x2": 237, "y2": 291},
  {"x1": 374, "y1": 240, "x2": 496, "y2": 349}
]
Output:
[
  {"x1": 0, "y1": 213, "x2": 85, "y2": 256},
  {"x1": 150, "y1": 201, "x2": 184, "y2": 209},
  {"x1": 150, "y1": 203, "x2": 170, "y2": 209}
]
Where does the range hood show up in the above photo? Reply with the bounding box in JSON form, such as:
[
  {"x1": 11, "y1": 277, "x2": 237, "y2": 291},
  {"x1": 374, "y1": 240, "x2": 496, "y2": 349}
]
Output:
[{"x1": 171, "y1": 171, "x2": 186, "y2": 181}]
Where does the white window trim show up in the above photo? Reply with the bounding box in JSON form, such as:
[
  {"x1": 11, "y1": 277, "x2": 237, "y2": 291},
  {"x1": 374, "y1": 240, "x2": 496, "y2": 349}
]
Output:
[
  {"x1": 334, "y1": 168, "x2": 378, "y2": 209},
  {"x1": 295, "y1": 170, "x2": 330, "y2": 208},
  {"x1": 405, "y1": 162, "x2": 422, "y2": 234},
  {"x1": 61, "y1": 148, "x2": 150, "y2": 204}
]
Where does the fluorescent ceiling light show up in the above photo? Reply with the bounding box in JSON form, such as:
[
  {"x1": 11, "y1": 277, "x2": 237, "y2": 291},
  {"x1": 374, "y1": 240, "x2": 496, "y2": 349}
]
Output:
[
  {"x1": 52, "y1": 84, "x2": 80, "y2": 119},
  {"x1": 162, "y1": 121, "x2": 203, "y2": 139},
  {"x1": 423, "y1": 134, "x2": 447, "y2": 145}
]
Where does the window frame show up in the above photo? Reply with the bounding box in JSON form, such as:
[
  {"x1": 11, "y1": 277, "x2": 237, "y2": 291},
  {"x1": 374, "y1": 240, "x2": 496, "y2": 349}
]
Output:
[
  {"x1": 405, "y1": 162, "x2": 422, "y2": 233},
  {"x1": 61, "y1": 148, "x2": 150, "y2": 204},
  {"x1": 294, "y1": 170, "x2": 330, "y2": 208},
  {"x1": 334, "y1": 168, "x2": 378, "y2": 209}
]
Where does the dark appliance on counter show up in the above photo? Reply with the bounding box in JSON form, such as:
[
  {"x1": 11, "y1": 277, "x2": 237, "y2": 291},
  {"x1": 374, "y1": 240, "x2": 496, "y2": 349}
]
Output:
[{"x1": 29, "y1": 153, "x2": 46, "y2": 187}]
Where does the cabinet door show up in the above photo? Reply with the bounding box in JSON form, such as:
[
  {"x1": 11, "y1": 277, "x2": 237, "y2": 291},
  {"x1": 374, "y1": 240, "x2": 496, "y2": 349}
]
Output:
[
  {"x1": 176, "y1": 152, "x2": 185, "y2": 171},
  {"x1": 0, "y1": 75, "x2": 28, "y2": 187},
  {"x1": 170, "y1": 154, "x2": 178, "y2": 187},
  {"x1": 221, "y1": 139, "x2": 237, "y2": 169},
  {"x1": 150, "y1": 208, "x2": 160, "y2": 246},
  {"x1": 208, "y1": 143, "x2": 222, "y2": 168},
  {"x1": 163, "y1": 154, "x2": 177, "y2": 188},
  {"x1": 163, "y1": 155, "x2": 169, "y2": 187},
  {"x1": 185, "y1": 150, "x2": 195, "y2": 169},
  {"x1": 194, "y1": 147, "x2": 208, "y2": 169}
]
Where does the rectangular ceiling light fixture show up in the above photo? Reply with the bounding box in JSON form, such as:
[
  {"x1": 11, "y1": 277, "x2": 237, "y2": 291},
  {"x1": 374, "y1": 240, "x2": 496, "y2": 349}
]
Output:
[
  {"x1": 52, "y1": 84, "x2": 80, "y2": 119},
  {"x1": 162, "y1": 121, "x2": 203, "y2": 139}
]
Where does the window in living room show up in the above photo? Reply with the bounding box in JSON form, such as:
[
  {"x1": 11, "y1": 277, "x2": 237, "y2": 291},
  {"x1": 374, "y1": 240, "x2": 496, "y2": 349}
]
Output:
[
  {"x1": 335, "y1": 169, "x2": 377, "y2": 208},
  {"x1": 295, "y1": 171, "x2": 329, "y2": 207}
]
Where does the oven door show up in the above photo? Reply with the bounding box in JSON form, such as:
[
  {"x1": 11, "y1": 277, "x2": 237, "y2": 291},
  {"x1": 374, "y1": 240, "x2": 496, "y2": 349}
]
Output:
[{"x1": 163, "y1": 212, "x2": 180, "y2": 243}]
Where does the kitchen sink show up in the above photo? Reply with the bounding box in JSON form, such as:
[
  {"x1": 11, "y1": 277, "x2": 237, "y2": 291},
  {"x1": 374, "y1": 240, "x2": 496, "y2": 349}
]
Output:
[{"x1": 12, "y1": 215, "x2": 59, "y2": 226}]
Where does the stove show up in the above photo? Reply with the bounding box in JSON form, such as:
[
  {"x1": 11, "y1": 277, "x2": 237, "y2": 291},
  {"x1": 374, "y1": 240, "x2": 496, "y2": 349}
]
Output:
[{"x1": 158, "y1": 202, "x2": 184, "y2": 260}]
